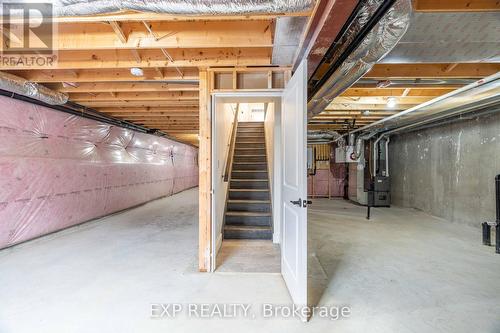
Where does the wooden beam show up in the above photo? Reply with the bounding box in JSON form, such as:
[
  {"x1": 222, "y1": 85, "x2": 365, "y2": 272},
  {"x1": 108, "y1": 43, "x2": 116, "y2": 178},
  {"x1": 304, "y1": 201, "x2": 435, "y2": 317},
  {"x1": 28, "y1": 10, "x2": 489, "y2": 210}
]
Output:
[
  {"x1": 138, "y1": 120, "x2": 199, "y2": 125},
  {"x1": 325, "y1": 104, "x2": 415, "y2": 111},
  {"x1": 79, "y1": 100, "x2": 199, "y2": 107},
  {"x1": 340, "y1": 88, "x2": 454, "y2": 97},
  {"x1": 4, "y1": 68, "x2": 199, "y2": 82},
  {"x1": 332, "y1": 96, "x2": 434, "y2": 105},
  {"x1": 401, "y1": 88, "x2": 411, "y2": 97},
  {"x1": 160, "y1": 129, "x2": 199, "y2": 133},
  {"x1": 0, "y1": 48, "x2": 273, "y2": 70},
  {"x1": 413, "y1": 0, "x2": 500, "y2": 12},
  {"x1": 96, "y1": 107, "x2": 198, "y2": 113},
  {"x1": 198, "y1": 70, "x2": 211, "y2": 272},
  {"x1": 106, "y1": 112, "x2": 199, "y2": 117},
  {"x1": 154, "y1": 67, "x2": 164, "y2": 79},
  {"x1": 315, "y1": 111, "x2": 398, "y2": 116},
  {"x1": 27, "y1": 20, "x2": 273, "y2": 51},
  {"x1": 443, "y1": 63, "x2": 460, "y2": 73},
  {"x1": 22, "y1": 11, "x2": 312, "y2": 24},
  {"x1": 365, "y1": 63, "x2": 500, "y2": 79},
  {"x1": 108, "y1": 21, "x2": 128, "y2": 43},
  {"x1": 52, "y1": 82, "x2": 199, "y2": 93},
  {"x1": 130, "y1": 49, "x2": 142, "y2": 63},
  {"x1": 68, "y1": 91, "x2": 199, "y2": 101}
]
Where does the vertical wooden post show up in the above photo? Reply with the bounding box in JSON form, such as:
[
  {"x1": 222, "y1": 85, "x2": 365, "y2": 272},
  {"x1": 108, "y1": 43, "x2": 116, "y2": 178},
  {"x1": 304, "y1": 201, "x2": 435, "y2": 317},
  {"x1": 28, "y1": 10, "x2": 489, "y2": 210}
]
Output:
[{"x1": 198, "y1": 70, "x2": 211, "y2": 272}]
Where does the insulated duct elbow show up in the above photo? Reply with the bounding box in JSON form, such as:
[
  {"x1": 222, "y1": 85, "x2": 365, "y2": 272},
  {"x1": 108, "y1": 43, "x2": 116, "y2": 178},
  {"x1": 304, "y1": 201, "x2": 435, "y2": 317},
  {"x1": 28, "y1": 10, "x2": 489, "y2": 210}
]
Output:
[
  {"x1": 308, "y1": 0, "x2": 412, "y2": 118},
  {"x1": 0, "y1": 72, "x2": 68, "y2": 105}
]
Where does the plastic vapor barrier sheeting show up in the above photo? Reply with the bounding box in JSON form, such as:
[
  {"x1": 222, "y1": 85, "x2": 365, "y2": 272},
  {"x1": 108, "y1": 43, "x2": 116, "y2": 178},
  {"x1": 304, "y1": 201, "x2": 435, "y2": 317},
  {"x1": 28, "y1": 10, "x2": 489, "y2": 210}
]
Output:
[{"x1": 0, "y1": 95, "x2": 198, "y2": 249}]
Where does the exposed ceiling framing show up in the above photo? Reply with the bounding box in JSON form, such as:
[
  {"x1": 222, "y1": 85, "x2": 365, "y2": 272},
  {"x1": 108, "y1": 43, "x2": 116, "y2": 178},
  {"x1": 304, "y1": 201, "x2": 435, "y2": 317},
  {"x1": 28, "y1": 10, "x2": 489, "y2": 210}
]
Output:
[
  {"x1": 0, "y1": 0, "x2": 498, "y2": 144},
  {"x1": 307, "y1": 0, "x2": 500, "y2": 134},
  {"x1": 0, "y1": 10, "x2": 310, "y2": 145}
]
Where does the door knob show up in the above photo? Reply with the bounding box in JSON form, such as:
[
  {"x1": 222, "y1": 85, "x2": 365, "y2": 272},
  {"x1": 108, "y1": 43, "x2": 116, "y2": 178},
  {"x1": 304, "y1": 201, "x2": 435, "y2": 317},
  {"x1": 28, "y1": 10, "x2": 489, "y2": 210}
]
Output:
[
  {"x1": 303, "y1": 199, "x2": 312, "y2": 207},
  {"x1": 290, "y1": 198, "x2": 302, "y2": 207}
]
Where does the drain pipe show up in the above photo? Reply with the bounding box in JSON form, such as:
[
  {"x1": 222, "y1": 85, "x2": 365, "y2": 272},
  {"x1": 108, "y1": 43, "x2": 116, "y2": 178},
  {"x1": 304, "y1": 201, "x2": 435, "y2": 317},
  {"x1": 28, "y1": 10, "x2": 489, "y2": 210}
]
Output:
[
  {"x1": 373, "y1": 135, "x2": 384, "y2": 177},
  {"x1": 373, "y1": 134, "x2": 390, "y2": 177}
]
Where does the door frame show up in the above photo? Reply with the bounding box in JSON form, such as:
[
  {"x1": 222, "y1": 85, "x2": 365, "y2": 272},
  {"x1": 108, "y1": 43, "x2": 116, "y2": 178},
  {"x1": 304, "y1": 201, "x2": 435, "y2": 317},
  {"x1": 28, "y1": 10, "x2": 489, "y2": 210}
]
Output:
[{"x1": 210, "y1": 91, "x2": 283, "y2": 272}]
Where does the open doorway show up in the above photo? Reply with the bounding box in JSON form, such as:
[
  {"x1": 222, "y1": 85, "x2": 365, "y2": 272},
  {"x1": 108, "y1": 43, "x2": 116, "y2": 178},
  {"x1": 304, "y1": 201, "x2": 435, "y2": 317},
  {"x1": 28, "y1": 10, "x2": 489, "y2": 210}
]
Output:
[{"x1": 211, "y1": 95, "x2": 282, "y2": 273}]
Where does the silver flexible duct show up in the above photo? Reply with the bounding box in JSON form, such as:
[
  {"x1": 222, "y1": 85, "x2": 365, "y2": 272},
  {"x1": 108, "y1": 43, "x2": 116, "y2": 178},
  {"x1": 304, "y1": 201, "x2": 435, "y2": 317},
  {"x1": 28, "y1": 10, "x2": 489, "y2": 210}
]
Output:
[
  {"x1": 308, "y1": 0, "x2": 412, "y2": 118},
  {"x1": 52, "y1": 0, "x2": 312, "y2": 16},
  {"x1": 0, "y1": 72, "x2": 68, "y2": 105},
  {"x1": 308, "y1": 130, "x2": 342, "y2": 141}
]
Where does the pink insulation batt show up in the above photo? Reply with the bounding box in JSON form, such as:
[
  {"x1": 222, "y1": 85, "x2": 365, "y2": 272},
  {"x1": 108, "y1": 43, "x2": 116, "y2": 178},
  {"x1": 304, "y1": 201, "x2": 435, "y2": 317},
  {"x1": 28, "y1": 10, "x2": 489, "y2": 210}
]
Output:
[{"x1": 0, "y1": 95, "x2": 198, "y2": 249}]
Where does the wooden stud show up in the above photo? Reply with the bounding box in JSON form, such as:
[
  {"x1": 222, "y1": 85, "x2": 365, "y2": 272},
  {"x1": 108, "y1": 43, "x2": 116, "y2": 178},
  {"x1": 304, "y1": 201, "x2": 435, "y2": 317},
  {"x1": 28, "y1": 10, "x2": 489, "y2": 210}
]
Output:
[{"x1": 198, "y1": 70, "x2": 211, "y2": 272}]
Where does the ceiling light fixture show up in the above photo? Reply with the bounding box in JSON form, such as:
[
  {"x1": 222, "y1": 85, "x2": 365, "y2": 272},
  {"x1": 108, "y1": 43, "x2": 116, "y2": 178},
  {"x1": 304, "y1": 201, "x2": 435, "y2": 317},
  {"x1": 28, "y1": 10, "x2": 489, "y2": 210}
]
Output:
[
  {"x1": 362, "y1": 110, "x2": 371, "y2": 116},
  {"x1": 130, "y1": 67, "x2": 144, "y2": 76}
]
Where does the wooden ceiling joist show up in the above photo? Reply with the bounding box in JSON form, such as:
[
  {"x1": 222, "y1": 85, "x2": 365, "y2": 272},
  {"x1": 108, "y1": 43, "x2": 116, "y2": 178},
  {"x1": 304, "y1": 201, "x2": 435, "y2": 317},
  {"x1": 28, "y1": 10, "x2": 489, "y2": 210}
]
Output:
[
  {"x1": 325, "y1": 104, "x2": 414, "y2": 111},
  {"x1": 96, "y1": 107, "x2": 199, "y2": 113},
  {"x1": 332, "y1": 96, "x2": 435, "y2": 105},
  {"x1": 366, "y1": 63, "x2": 500, "y2": 79},
  {"x1": 51, "y1": 82, "x2": 199, "y2": 93},
  {"x1": 82, "y1": 100, "x2": 199, "y2": 108},
  {"x1": 32, "y1": 11, "x2": 312, "y2": 24},
  {"x1": 0, "y1": 48, "x2": 273, "y2": 70},
  {"x1": 341, "y1": 88, "x2": 455, "y2": 97},
  {"x1": 413, "y1": 0, "x2": 500, "y2": 12},
  {"x1": 35, "y1": 20, "x2": 273, "y2": 51},
  {"x1": 68, "y1": 91, "x2": 199, "y2": 102},
  {"x1": 5, "y1": 68, "x2": 199, "y2": 83}
]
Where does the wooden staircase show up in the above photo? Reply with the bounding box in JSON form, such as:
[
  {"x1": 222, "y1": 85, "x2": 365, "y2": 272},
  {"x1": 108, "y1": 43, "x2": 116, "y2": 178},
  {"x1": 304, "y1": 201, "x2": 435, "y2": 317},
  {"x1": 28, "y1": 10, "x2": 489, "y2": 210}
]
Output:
[{"x1": 224, "y1": 121, "x2": 272, "y2": 240}]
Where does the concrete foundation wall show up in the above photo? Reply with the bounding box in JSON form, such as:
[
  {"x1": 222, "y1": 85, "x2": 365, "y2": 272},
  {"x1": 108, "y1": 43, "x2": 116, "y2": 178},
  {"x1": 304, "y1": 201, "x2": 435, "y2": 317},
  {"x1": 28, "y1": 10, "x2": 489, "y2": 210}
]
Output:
[{"x1": 389, "y1": 112, "x2": 500, "y2": 227}]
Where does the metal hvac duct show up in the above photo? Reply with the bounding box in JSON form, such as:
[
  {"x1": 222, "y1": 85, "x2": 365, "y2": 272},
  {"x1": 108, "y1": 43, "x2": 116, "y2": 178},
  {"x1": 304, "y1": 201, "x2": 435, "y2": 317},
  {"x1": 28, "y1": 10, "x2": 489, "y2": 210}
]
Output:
[
  {"x1": 47, "y1": 0, "x2": 313, "y2": 16},
  {"x1": 307, "y1": 130, "x2": 342, "y2": 141},
  {"x1": 307, "y1": 0, "x2": 412, "y2": 118},
  {"x1": 0, "y1": 72, "x2": 68, "y2": 105}
]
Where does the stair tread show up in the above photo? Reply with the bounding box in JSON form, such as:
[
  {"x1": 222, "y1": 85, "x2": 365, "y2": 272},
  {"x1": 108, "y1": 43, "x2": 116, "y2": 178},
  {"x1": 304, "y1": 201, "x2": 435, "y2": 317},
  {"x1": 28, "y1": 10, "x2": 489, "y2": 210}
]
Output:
[
  {"x1": 234, "y1": 154, "x2": 266, "y2": 157},
  {"x1": 227, "y1": 199, "x2": 270, "y2": 203},
  {"x1": 229, "y1": 189, "x2": 269, "y2": 192},
  {"x1": 226, "y1": 211, "x2": 271, "y2": 216},
  {"x1": 233, "y1": 161, "x2": 266, "y2": 164},
  {"x1": 231, "y1": 179, "x2": 268, "y2": 181},
  {"x1": 225, "y1": 225, "x2": 271, "y2": 230}
]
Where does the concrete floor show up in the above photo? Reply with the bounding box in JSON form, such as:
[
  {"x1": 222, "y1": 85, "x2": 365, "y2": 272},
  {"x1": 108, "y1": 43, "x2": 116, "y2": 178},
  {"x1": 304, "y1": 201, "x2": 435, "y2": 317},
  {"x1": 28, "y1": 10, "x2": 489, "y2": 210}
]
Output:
[
  {"x1": 216, "y1": 240, "x2": 281, "y2": 273},
  {"x1": 1, "y1": 188, "x2": 499, "y2": 332}
]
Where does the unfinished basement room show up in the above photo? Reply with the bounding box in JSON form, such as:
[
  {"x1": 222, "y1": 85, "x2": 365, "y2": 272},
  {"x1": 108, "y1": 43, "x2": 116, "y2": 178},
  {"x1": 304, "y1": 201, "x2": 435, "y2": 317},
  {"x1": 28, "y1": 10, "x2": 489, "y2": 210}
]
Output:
[{"x1": 0, "y1": 0, "x2": 499, "y2": 332}]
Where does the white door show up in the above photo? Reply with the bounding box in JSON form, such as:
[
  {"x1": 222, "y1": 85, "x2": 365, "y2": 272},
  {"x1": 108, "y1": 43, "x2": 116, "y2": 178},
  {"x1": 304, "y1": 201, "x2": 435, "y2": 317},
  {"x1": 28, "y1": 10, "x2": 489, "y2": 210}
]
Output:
[{"x1": 281, "y1": 59, "x2": 308, "y2": 320}]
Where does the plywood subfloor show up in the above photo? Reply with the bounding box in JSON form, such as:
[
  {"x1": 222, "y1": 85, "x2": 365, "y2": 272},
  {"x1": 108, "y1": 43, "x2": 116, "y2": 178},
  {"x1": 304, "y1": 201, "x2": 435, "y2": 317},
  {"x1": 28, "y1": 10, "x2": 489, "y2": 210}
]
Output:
[{"x1": 216, "y1": 239, "x2": 280, "y2": 273}]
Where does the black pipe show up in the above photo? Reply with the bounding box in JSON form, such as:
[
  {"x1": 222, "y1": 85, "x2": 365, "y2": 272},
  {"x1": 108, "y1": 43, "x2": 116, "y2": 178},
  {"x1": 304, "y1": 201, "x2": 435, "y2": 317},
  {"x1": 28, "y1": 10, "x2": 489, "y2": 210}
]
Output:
[{"x1": 308, "y1": 0, "x2": 397, "y2": 99}]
